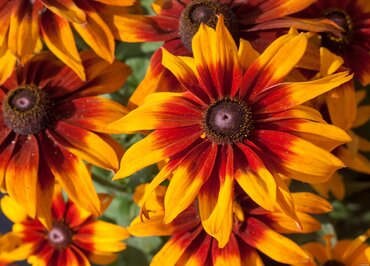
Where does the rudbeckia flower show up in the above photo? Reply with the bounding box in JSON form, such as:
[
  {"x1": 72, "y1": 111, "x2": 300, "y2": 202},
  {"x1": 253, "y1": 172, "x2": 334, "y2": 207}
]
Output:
[
  {"x1": 0, "y1": 0, "x2": 135, "y2": 82},
  {"x1": 110, "y1": 17, "x2": 352, "y2": 246},
  {"x1": 0, "y1": 187, "x2": 129, "y2": 266},
  {"x1": 298, "y1": 0, "x2": 370, "y2": 85},
  {"x1": 0, "y1": 51, "x2": 130, "y2": 226},
  {"x1": 296, "y1": 232, "x2": 370, "y2": 266},
  {"x1": 114, "y1": 0, "x2": 340, "y2": 107},
  {"x1": 129, "y1": 184, "x2": 333, "y2": 264}
]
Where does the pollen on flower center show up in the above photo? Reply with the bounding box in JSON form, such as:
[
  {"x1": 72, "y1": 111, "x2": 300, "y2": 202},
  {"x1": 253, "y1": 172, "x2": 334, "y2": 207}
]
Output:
[
  {"x1": 47, "y1": 222, "x2": 73, "y2": 249},
  {"x1": 203, "y1": 98, "x2": 252, "y2": 144},
  {"x1": 322, "y1": 9, "x2": 353, "y2": 52},
  {"x1": 179, "y1": 0, "x2": 239, "y2": 51},
  {"x1": 2, "y1": 85, "x2": 54, "y2": 135},
  {"x1": 321, "y1": 260, "x2": 346, "y2": 266}
]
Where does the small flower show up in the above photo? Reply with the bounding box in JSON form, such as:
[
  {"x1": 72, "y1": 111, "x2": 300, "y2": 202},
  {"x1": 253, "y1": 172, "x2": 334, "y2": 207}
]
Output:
[
  {"x1": 0, "y1": 187, "x2": 129, "y2": 266},
  {"x1": 0, "y1": 0, "x2": 135, "y2": 81},
  {"x1": 110, "y1": 17, "x2": 352, "y2": 246},
  {"x1": 296, "y1": 232, "x2": 370, "y2": 266},
  {"x1": 129, "y1": 184, "x2": 333, "y2": 265},
  {"x1": 0, "y1": 51, "x2": 130, "y2": 226}
]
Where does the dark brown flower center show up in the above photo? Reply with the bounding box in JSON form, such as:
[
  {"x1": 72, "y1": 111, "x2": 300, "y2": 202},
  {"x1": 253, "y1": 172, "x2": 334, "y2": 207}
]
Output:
[
  {"x1": 47, "y1": 222, "x2": 73, "y2": 250},
  {"x1": 321, "y1": 260, "x2": 346, "y2": 266},
  {"x1": 179, "y1": 0, "x2": 239, "y2": 51},
  {"x1": 2, "y1": 85, "x2": 54, "y2": 135},
  {"x1": 322, "y1": 9, "x2": 353, "y2": 52},
  {"x1": 203, "y1": 98, "x2": 252, "y2": 144}
]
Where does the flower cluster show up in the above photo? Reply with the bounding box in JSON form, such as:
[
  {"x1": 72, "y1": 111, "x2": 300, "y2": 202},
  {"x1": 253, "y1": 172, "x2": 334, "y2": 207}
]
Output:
[{"x1": 0, "y1": 0, "x2": 369, "y2": 265}]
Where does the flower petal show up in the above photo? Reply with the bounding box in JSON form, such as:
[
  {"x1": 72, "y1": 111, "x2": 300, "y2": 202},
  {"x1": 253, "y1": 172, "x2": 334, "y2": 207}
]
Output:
[
  {"x1": 42, "y1": 0, "x2": 86, "y2": 23},
  {"x1": 353, "y1": 105, "x2": 370, "y2": 128},
  {"x1": 164, "y1": 142, "x2": 217, "y2": 223},
  {"x1": 199, "y1": 145, "x2": 234, "y2": 248},
  {"x1": 57, "y1": 97, "x2": 128, "y2": 134},
  {"x1": 239, "y1": 30, "x2": 307, "y2": 100},
  {"x1": 253, "y1": 71, "x2": 353, "y2": 113},
  {"x1": 8, "y1": 1, "x2": 40, "y2": 63},
  {"x1": 74, "y1": 221, "x2": 128, "y2": 254},
  {"x1": 256, "y1": 118, "x2": 351, "y2": 151},
  {"x1": 0, "y1": 195, "x2": 28, "y2": 223},
  {"x1": 239, "y1": 244, "x2": 264, "y2": 266},
  {"x1": 238, "y1": 217, "x2": 310, "y2": 264},
  {"x1": 162, "y1": 47, "x2": 211, "y2": 103},
  {"x1": 151, "y1": 227, "x2": 203, "y2": 266},
  {"x1": 192, "y1": 16, "x2": 242, "y2": 98},
  {"x1": 336, "y1": 146, "x2": 370, "y2": 175},
  {"x1": 72, "y1": 1, "x2": 115, "y2": 63},
  {"x1": 244, "y1": 0, "x2": 316, "y2": 24},
  {"x1": 114, "y1": 126, "x2": 202, "y2": 179},
  {"x1": 111, "y1": 15, "x2": 178, "y2": 42},
  {"x1": 235, "y1": 143, "x2": 277, "y2": 212},
  {"x1": 0, "y1": 133, "x2": 16, "y2": 188},
  {"x1": 212, "y1": 234, "x2": 241, "y2": 266},
  {"x1": 110, "y1": 92, "x2": 202, "y2": 131},
  {"x1": 238, "y1": 39, "x2": 260, "y2": 71},
  {"x1": 292, "y1": 192, "x2": 332, "y2": 214},
  {"x1": 252, "y1": 130, "x2": 345, "y2": 183},
  {"x1": 40, "y1": 131, "x2": 100, "y2": 216},
  {"x1": 301, "y1": 242, "x2": 330, "y2": 263},
  {"x1": 40, "y1": 11, "x2": 85, "y2": 80},
  {"x1": 5, "y1": 135, "x2": 39, "y2": 218},
  {"x1": 52, "y1": 121, "x2": 119, "y2": 171},
  {"x1": 326, "y1": 81, "x2": 356, "y2": 131},
  {"x1": 0, "y1": 49, "x2": 17, "y2": 85}
]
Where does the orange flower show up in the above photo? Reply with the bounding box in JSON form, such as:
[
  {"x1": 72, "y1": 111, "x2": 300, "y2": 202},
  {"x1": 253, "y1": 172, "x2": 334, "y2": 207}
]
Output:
[
  {"x1": 296, "y1": 232, "x2": 370, "y2": 266},
  {"x1": 0, "y1": 51, "x2": 130, "y2": 226},
  {"x1": 129, "y1": 184, "x2": 333, "y2": 265},
  {"x1": 0, "y1": 0, "x2": 135, "y2": 82},
  {"x1": 0, "y1": 187, "x2": 129, "y2": 266},
  {"x1": 110, "y1": 17, "x2": 351, "y2": 246}
]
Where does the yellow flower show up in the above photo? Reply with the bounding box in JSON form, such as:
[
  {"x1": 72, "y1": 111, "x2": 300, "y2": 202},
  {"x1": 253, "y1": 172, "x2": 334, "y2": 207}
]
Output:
[
  {"x1": 0, "y1": 187, "x2": 129, "y2": 266},
  {"x1": 110, "y1": 17, "x2": 352, "y2": 246}
]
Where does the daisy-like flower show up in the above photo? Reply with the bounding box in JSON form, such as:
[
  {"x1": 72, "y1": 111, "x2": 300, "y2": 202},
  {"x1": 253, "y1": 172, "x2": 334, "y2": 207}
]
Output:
[
  {"x1": 296, "y1": 232, "x2": 370, "y2": 266},
  {"x1": 298, "y1": 0, "x2": 370, "y2": 86},
  {"x1": 110, "y1": 17, "x2": 352, "y2": 246},
  {"x1": 0, "y1": 0, "x2": 135, "y2": 82},
  {"x1": 0, "y1": 51, "x2": 130, "y2": 226},
  {"x1": 115, "y1": 0, "x2": 341, "y2": 107},
  {"x1": 129, "y1": 184, "x2": 333, "y2": 265},
  {"x1": 0, "y1": 187, "x2": 129, "y2": 266}
]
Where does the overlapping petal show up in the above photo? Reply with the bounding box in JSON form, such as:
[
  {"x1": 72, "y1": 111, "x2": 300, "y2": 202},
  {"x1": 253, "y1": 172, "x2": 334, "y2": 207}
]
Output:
[
  {"x1": 40, "y1": 11, "x2": 84, "y2": 80},
  {"x1": 40, "y1": 132, "x2": 100, "y2": 216},
  {"x1": 114, "y1": 126, "x2": 202, "y2": 179},
  {"x1": 252, "y1": 130, "x2": 345, "y2": 183},
  {"x1": 238, "y1": 217, "x2": 310, "y2": 264}
]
